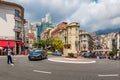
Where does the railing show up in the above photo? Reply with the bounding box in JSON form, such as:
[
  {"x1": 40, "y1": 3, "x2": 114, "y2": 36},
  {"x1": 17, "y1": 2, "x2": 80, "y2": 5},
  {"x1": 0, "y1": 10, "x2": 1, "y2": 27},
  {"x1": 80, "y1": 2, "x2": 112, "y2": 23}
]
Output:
[
  {"x1": 16, "y1": 37, "x2": 22, "y2": 40},
  {"x1": 13, "y1": 27, "x2": 22, "y2": 32}
]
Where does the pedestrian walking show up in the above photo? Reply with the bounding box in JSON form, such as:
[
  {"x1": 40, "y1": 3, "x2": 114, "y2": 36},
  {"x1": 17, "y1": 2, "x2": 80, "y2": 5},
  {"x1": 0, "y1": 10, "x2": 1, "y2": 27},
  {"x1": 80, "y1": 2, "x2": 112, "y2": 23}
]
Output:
[{"x1": 7, "y1": 48, "x2": 14, "y2": 65}]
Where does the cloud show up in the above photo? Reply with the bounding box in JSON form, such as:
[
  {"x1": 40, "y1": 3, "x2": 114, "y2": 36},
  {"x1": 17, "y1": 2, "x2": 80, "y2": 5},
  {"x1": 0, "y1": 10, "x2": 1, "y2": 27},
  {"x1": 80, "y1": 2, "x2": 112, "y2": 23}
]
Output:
[
  {"x1": 4, "y1": 0, "x2": 120, "y2": 32},
  {"x1": 69, "y1": 0, "x2": 120, "y2": 31}
]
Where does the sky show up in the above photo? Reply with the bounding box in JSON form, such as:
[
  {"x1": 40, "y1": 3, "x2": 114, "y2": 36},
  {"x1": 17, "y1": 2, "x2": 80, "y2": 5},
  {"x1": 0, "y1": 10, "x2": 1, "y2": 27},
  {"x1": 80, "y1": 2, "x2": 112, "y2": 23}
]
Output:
[{"x1": 5, "y1": 0, "x2": 120, "y2": 32}]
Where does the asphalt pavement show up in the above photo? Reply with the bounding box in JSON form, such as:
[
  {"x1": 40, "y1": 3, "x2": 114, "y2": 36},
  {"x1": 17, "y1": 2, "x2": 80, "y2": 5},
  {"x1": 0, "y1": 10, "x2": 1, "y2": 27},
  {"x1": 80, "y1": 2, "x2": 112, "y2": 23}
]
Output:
[{"x1": 0, "y1": 55, "x2": 120, "y2": 80}]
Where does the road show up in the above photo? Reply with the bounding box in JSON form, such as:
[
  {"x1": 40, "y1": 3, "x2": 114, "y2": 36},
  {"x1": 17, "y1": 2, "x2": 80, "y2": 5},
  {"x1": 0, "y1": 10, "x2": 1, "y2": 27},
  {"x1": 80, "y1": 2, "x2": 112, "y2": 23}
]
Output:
[{"x1": 0, "y1": 55, "x2": 120, "y2": 80}]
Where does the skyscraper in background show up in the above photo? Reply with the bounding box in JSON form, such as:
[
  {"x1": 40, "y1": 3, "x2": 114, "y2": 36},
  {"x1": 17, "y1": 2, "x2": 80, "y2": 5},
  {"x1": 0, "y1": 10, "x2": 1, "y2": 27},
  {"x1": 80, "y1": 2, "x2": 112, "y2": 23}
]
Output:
[{"x1": 36, "y1": 13, "x2": 53, "y2": 41}]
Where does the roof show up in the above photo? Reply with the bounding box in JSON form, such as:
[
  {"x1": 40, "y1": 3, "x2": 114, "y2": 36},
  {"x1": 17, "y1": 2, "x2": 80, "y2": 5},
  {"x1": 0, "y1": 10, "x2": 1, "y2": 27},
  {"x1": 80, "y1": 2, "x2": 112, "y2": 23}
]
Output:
[{"x1": 0, "y1": 0, "x2": 24, "y2": 18}]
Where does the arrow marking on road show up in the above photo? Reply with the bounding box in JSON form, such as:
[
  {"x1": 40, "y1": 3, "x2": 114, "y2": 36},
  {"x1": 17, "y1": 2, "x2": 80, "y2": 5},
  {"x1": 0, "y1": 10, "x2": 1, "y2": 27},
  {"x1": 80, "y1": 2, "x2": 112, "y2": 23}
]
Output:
[
  {"x1": 98, "y1": 74, "x2": 119, "y2": 77},
  {"x1": 33, "y1": 70, "x2": 52, "y2": 74}
]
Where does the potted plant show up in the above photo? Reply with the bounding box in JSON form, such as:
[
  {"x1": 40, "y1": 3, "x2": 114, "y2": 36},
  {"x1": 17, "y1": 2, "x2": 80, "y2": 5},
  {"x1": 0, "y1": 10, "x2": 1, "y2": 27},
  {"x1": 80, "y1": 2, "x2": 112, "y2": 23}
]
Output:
[{"x1": 68, "y1": 53, "x2": 74, "y2": 57}]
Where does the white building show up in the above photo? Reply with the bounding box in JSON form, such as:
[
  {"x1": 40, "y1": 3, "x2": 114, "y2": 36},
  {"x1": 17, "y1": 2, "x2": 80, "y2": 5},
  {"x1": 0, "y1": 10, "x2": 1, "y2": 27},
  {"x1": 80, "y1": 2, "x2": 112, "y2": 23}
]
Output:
[
  {"x1": 79, "y1": 30, "x2": 94, "y2": 53},
  {"x1": 115, "y1": 31, "x2": 120, "y2": 50},
  {"x1": 25, "y1": 23, "x2": 37, "y2": 48},
  {"x1": 0, "y1": 0, "x2": 25, "y2": 55}
]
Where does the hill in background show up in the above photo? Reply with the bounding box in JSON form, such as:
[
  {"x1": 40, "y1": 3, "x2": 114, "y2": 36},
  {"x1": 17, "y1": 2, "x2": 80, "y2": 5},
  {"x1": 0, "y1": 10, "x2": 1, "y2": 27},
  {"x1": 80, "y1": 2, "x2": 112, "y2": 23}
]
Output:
[{"x1": 95, "y1": 27, "x2": 120, "y2": 35}]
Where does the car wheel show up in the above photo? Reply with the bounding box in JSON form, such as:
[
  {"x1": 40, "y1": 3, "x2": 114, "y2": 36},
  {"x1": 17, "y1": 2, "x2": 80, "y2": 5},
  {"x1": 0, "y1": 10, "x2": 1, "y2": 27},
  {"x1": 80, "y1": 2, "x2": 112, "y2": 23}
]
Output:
[{"x1": 39, "y1": 56, "x2": 42, "y2": 60}]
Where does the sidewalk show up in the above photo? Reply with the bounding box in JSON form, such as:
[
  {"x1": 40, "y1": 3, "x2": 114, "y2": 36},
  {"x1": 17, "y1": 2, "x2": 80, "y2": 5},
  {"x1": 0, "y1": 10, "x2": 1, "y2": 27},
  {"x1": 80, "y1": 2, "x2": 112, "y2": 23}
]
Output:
[
  {"x1": 48, "y1": 57, "x2": 96, "y2": 64},
  {"x1": 0, "y1": 54, "x2": 27, "y2": 57}
]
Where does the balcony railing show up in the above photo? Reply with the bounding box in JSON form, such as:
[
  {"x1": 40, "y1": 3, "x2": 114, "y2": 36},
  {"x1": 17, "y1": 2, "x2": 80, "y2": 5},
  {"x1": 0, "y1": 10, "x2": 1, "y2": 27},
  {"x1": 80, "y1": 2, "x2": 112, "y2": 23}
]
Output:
[
  {"x1": 13, "y1": 27, "x2": 22, "y2": 32},
  {"x1": 16, "y1": 37, "x2": 22, "y2": 40},
  {"x1": 14, "y1": 16, "x2": 21, "y2": 22}
]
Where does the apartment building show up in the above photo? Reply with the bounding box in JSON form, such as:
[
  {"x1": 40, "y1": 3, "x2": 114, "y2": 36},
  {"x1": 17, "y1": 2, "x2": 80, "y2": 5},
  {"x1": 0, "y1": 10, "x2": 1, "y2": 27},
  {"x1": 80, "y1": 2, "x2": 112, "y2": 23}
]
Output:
[
  {"x1": 98, "y1": 33, "x2": 115, "y2": 50},
  {"x1": 79, "y1": 30, "x2": 94, "y2": 54},
  {"x1": 115, "y1": 31, "x2": 120, "y2": 50},
  {"x1": 51, "y1": 22, "x2": 67, "y2": 39},
  {"x1": 0, "y1": 0, "x2": 25, "y2": 55},
  {"x1": 41, "y1": 27, "x2": 53, "y2": 40},
  {"x1": 60, "y1": 22, "x2": 80, "y2": 56},
  {"x1": 36, "y1": 13, "x2": 53, "y2": 41},
  {"x1": 25, "y1": 24, "x2": 36, "y2": 48}
]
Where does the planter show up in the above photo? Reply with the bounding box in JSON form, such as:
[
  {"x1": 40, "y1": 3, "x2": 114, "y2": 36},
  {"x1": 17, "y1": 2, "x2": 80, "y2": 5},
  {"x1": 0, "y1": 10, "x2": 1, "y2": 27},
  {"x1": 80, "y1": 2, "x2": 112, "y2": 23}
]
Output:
[{"x1": 65, "y1": 56, "x2": 78, "y2": 58}]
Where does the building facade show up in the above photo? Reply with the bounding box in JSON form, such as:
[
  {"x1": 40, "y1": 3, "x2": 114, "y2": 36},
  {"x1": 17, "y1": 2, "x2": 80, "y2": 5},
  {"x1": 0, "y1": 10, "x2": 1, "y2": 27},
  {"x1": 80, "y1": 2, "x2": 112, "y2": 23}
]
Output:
[
  {"x1": 51, "y1": 22, "x2": 67, "y2": 39},
  {"x1": 60, "y1": 22, "x2": 80, "y2": 56},
  {"x1": 41, "y1": 27, "x2": 53, "y2": 40},
  {"x1": 0, "y1": 0, "x2": 25, "y2": 55},
  {"x1": 36, "y1": 13, "x2": 53, "y2": 41},
  {"x1": 79, "y1": 30, "x2": 94, "y2": 54},
  {"x1": 24, "y1": 22, "x2": 37, "y2": 49},
  {"x1": 115, "y1": 31, "x2": 120, "y2": 50}
]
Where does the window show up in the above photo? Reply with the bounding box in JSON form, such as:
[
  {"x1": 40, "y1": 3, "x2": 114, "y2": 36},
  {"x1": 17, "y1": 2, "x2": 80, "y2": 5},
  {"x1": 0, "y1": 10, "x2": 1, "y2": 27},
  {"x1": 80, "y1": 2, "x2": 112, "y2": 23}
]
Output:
[
  {"x1": 84, "y1": 35, "x2": 86, "y2": 38},
  {"x1": 83, "y1": 44, "x2": 86, "y2": 49},
  {"x1": 15, "y1": 21, "x2": 21, "y2": 28},
  {"x1": 76, "y1": 28, "x2": 78, "y2": 31},
  {"x1": 15, "y1": 9, "x2": 21, "y2": 18}
]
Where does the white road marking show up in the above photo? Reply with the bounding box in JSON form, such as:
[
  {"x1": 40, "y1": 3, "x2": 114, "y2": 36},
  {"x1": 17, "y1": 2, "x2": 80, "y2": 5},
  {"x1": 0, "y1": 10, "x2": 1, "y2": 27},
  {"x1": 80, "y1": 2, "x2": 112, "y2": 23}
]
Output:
[
  {"x1": 98, "y1": 74, "x2": 119, "y2": 77},
  {"x1": 48, "y1": 58, "x2": 96, "y2": 64},
  {"x1": 33, "y1": 70, "x2": 52, "y2": 74}
]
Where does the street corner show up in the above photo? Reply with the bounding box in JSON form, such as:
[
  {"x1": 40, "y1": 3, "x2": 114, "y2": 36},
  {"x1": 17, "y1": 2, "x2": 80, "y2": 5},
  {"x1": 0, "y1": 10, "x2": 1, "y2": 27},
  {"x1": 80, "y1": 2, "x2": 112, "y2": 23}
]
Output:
[{"x1": 48, "y1": 57, "x2": 96, "y2": 64}]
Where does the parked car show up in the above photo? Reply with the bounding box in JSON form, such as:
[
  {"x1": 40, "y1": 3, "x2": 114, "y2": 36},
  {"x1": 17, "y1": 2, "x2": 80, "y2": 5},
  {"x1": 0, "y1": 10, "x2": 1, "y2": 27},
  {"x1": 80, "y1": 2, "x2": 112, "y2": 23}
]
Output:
[
  {"x1": 83, "y1": 53, "x2": 96, "y2": 58},
  {"x1": 28, "y1": 50, "x2": 47, "y2": 61},
  {"x1": 99, "y1": 54, "x2": 106, "y2": 59},
  {"x1": 53, "y1": 51, "x2": 62, "y2": 56}
]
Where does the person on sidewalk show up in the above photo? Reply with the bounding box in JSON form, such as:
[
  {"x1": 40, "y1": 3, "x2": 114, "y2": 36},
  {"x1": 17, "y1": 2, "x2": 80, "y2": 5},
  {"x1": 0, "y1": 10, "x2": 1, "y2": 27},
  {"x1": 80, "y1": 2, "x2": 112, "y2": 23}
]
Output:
[{"x1": 7, "y1": 48, "x2": 14, "y2": 65}]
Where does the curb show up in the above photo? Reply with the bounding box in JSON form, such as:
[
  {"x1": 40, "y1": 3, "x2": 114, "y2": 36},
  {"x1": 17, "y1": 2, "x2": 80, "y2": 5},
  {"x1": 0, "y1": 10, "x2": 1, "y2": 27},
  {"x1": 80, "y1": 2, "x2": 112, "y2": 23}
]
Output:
[{"x1": 48, "y1": 58, "x2": 96, "y2": 64}]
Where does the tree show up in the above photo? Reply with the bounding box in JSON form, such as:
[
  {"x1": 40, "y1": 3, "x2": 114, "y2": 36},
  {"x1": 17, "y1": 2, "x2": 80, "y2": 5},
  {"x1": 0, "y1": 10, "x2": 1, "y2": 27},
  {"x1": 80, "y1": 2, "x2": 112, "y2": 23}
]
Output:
[
  {"x1": 52, "y1": 39, "x2": 64, "y2": 51},
  {"x1": 33, "y1": 40, "x2": 47, "y2": 49},
  {"x1": 33, "y1": 42, "x2": 39, "y2": 47},
  {"x1": 38, "y1": 39, "x2": 46, "y2": 49},
  {"x1": 109, "y1": 49, "x2": 117, "y2": 56},
  {"x1": 46, "y1": 38, "x2": 54, "y2": 46}
]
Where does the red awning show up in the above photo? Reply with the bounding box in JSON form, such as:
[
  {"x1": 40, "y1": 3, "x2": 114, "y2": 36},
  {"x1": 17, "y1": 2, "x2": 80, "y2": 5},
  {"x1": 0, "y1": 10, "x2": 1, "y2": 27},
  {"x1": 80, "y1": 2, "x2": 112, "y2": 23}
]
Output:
[
  {"x1": 0, "y1": 40, "x2": 15, "y2": 48},
  {"x1": 0, "y1": 40, "x2": 24, "y2": 48},
  {"x1": 16, "y1": 41, "x2": 24, "y2": 45}
]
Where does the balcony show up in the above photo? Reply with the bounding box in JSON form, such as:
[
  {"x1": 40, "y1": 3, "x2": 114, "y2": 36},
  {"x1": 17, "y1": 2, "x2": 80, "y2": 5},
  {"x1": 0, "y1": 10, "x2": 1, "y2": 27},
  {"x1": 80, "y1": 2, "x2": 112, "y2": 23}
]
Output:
[
  {"x1": 16, "y1": 37, "x2": 22, "y2": 40},
  {"x1": 14, "y1": 16, "x2": 21, "y2": 22},
  {"x1": 64, "y1": 44, "x2": 71, "y2": 48},
  {"x1": 13, "y1": 27, "x2": 22, "y2": 32}
]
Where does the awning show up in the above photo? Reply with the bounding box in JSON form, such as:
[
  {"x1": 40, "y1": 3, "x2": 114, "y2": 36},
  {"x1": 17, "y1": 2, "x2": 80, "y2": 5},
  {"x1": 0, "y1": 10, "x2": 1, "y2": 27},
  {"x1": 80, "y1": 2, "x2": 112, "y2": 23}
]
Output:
[
  {"x1": 0, "y1": 40, "x2": 15, "y2": 48},
  {"x1": 0, "y1": 40, "x2": 24, "y2": 48},
  {"x1": 16, "y1": 40, "x2": 24, "y2": 45}
]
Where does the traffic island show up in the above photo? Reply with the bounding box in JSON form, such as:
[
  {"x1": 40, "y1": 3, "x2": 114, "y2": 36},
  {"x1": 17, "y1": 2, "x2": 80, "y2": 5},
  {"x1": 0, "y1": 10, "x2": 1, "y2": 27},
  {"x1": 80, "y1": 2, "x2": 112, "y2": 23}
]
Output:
[{"x1": 48, "y1": 57, "x2": 96, "y2": 64}]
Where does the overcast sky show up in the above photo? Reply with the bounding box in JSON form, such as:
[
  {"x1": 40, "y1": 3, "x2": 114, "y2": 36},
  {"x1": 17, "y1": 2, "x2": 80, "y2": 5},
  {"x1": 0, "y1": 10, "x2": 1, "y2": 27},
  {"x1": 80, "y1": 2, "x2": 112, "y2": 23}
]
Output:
[{"x1": 5, "y1": 0, "x2": 120, "y2": 32}]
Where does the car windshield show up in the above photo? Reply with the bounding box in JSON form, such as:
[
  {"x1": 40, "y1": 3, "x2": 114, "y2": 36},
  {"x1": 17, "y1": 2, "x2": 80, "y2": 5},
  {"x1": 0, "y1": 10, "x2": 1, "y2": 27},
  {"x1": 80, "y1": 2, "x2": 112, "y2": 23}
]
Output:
[{"x1": 32, "y1": 50, "x2": 42, "y2": 55}]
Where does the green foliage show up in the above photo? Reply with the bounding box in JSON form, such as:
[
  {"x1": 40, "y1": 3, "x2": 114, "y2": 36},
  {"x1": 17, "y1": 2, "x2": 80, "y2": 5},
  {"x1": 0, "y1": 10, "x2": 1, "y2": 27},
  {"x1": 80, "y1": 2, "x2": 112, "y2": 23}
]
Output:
[
  {"x1": 46, "y1": 38, "x2": 54, "y2": 46},
  {"x1": 52, "y1": 39, "x2": 64, "y2": 51},
  {"x1": 38, "y1": 39, "x2": 46, "y2": 49},
  {"x1": 32, "y1": 38, "x2": 63, "y2": 51},
  {"x1": 32, "y1": 40, "x2": 46, "y2": 49},
  {"x1": 109, "y1": 50, "x2": 117, "y2": 56},
  {"x1": 33, "y1": 42, "x2": 39, "y2": 47},
  {"x1": 68, "y1": 53, "x2": 74, "y2": 57}
]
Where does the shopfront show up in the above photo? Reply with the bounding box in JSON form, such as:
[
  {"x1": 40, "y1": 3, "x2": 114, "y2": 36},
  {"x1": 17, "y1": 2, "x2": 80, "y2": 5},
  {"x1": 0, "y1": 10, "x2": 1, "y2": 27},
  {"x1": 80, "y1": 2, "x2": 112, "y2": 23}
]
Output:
[{"x1": 0, "y1": 40, "x2": 24, "y2": 55}]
